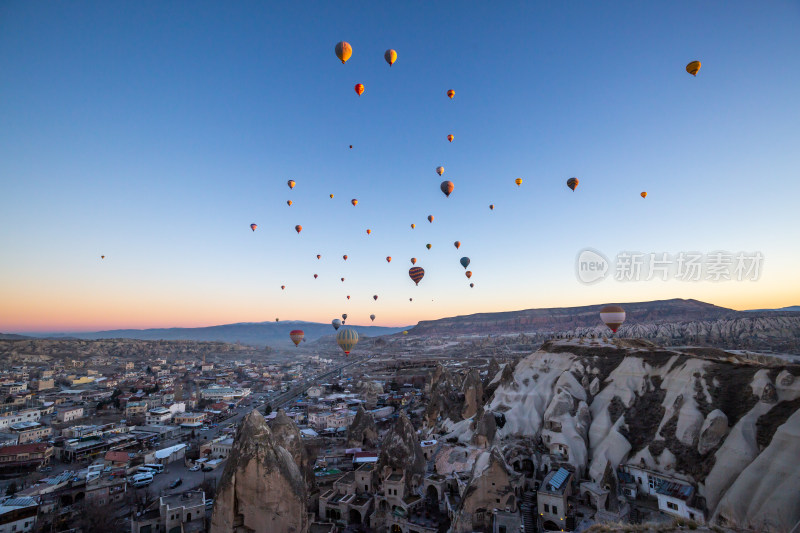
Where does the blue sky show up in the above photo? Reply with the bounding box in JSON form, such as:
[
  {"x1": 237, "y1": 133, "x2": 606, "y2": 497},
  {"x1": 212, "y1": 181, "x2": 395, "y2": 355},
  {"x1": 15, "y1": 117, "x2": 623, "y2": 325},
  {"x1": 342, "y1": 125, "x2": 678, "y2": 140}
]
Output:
[{"x1": 1, "y1": 1, "x2": 799, "y2": 331}]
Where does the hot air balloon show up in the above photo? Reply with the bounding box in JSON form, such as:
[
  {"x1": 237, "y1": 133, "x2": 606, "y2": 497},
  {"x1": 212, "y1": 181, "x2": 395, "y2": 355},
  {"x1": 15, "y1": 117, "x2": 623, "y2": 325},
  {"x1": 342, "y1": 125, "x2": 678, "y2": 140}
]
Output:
[
  {"x1": 330, "y1": 194, "x2": 334, "y2": 199},
  {"x1": 600, "y1": 305, "x2": 626, "y2": 333},
  {"x1": 427, "y1": 215, "x2": 434, "y2": 223},
  {"x1": 287, "y1": 200, "x2": 292, "y2": 206},
  {"x1": 287, "y1": 179, "x2": 295, "y2": 189},
  {"x1": 341, "y1": 277, "x2": 345, "y2": 282},
  {"x1": 440, "y1": 181, "x2": 454, "y2": 197},
  {"x1": 460, "y1": 257, "x2": 470, "y2": 269},
  {"x1": 349, "y1": 146, "x2": 352, "y2": 149},
  {"x1": 409, "y1": 299, "x2": 412, "y2": 302},
  {"x1": 409, "y1": 266, "x2": 425, "y2": 285},
  {"x1": 489, "y1": 204, "x2": 494, "y2": 210},
  {"x1": 342, "y1": 313, "x2": 348, "y2": 320},
  {"x1": 343, "y1": 255, "x2": 348, "y2": 261},
  {"x1": 384, "y1": 49, "x2": 397, "y2": 66},
  {"x1": 386, "y1": 256, "x2": 392, "y2": 263},
  {"x1": 101, "y1": 255, "x2": 105, "y2": 259},
  {"x1": 641, "y1": 192, "x2": 647, "y2": 198},
  {"x1": 354, "y1": 83, "x2": 364, "y2": 96},
  {"x1": 336, "y1": 327, "x2": 359, "y2": 355},
  {"x1": 351, "y1": 199, "x2": 358, "y2": 207},
  {"x1": 250, "y1": 223, "x2": 257, "y2": 232},
  {"x1": 410, "y1": 258, "x2": 417, "y2": 265},
  {"x1": 370, "y1": 313, "x2": 376, "y2": 321},
  {"x1": 373, "y1": 295, "x2": 378, "y2": 301},
  {"x1": 403, "y1": 330, "x2": 408, "y2": 335},
  {"x1": 366, "y1": 229, "x2": 371, "y2": 235},
  {"x1": 314, "y1": 274, "x2": 318, "y2": 279},
  {"x1": 316, "y1": 254, "x2": 321, "y2": 259},
  {"x1": 447, "y1": 89, "x2": 455, "y2": 99},
  {"x1": 295, "y1": 225, "x2": 302, "y2": 234},
  {"x1": 515, "y1": 178, "x2": 523, "y2": 186},
  {"x1": 436, "y1": 166, "x2": 444, "y2": 176},
  {"x1": 470, "y1": 283, "x2": 474, "y2": 288},
  {"x1": 454, "y1": 241, "x2": 461, "y2": 249},
  {"x1": 332, "y1": 319, "x2": 341, "y2": 330},
  {"x1": 465, "y1": 271, "x2": 472, "y2": 279},
  {"x1": 567, "y1": 177, "x2": 579, "y2": 191},
  {"x1": 289, "y1": 330, "x2": 304, "y2": 346},
  {"x1": 686, "y1": 60, "x2": 701, "y2": 76},
  {"x1": 410, "y1": 224, "x2": 415, "y2": 229},
  {"x1": 426, "y1": 243, "x2": 432, "y2": 250},
  {"x1": 275, "y1": 318, "x2": 279, "y2": 322},
  {"x1": 281, "y1": 285, "x2": 286, "y2": 290},
  {"x1": 335, "y1": 41, "x2": 352, "y2": 64},
  {"x1": 347, "y1": 295, "x2": 351, "y2": 300},
  {"x1": 447, "y1": 134, "x2": 454, "y2": 142}
]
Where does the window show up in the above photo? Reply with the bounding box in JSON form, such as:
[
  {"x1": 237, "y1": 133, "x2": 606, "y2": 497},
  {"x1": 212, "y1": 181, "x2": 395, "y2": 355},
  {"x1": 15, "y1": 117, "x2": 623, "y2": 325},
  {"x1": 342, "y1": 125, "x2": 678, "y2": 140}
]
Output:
[
  {"x1": 553, "y1": 505, "x2": 557, "y2": 514},
  {"x1": 544, "y1": 504, "x2": 549, "y2": 512},
  {"x1": 667, "y1": 502, "x2": 679, "y2": 511},
  {"x1": 499, "y1": 527, "x2": 507, "y2": 533},
  {"x1": 365, "y1": 484, "x2": 368, "y2": 490}
]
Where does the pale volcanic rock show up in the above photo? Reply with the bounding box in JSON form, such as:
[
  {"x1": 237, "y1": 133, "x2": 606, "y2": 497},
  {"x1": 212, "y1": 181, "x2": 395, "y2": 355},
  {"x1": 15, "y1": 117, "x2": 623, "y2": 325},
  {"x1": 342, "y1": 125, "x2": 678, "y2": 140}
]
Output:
[
  {"x1": 210, "y1": 410, "x2": 308, "y2": 533},
  {"x1": 461, "y1": 368, "x2": 484, "y2": 419},
  {"x1": 451, "y1": 447, "x2": 517, "y2": 533},
  {"x1": 377, "y1": 412, "x2": 426, "y2": 491},
  {"x1": 346, "y1": 405, "x2": 378, "y2": 449},
  {"x1": 269, "y1": 409, "x2": 315, "y2": 490},
  {"x1": 698, "y1": 410, "x2": 728, "y2": 455},
  {"x1": 470, "y1": 406, "x2": 497, "y2": 448}
]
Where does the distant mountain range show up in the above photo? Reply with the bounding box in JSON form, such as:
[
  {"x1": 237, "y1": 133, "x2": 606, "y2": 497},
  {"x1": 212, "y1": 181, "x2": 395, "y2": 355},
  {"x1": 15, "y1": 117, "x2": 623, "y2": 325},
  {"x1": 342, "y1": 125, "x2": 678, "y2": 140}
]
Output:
[
  {"x1": 20, "y1": 321, "x2": 408, "y2": 348},
  {"x1": 745, "y1": 305, "x2": 800, "y2": 312}
]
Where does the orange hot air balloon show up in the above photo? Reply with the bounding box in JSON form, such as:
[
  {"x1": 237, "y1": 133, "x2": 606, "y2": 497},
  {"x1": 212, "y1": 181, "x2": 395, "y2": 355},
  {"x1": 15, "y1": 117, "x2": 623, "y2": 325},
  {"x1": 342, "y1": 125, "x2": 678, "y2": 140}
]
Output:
[
  {"x1": 436, "y1": 166, "x2": 444, "y2": 176},
  {"x1": 354, "y1": 83, "x2": 364, "y2": 96},
  {"x1": 287, "y1": 179, "x2": 295, "y2": 189},
  {"x1": 465, "y1": 271, "x2": 472, "y2": 279},
  {"x1": 101, "y1": 255, "x2": 105, "y2": 259},
  {"x1": 426, "y1": 243, "x2": 432, "y2": 250},
  {"x1": 316, "y1": 254, "x2": 321, "y2": 259},
  {"x1": 384, "y1": 49, "x2": 397, "y2": 66},
  {"x1": 440, "y1": 180, "x2": 454, "y2": 197},
  {"x1": 454, "y1": 241, "x2": 461, "y2": 249},
  {"x1": 686, "y1": 60, "x2": 701, "y2": 76},
  {"x1": 330, "y1": 194, "x2": 334, "y2": 199},
  {"x1": 314, "y1": 274, "x2": 318, "y2": 279},
  {"x1": 447, "y1": 89, "x2": 455, "y2": 99},
  {"x1": 343, "y1": 255, "x2": 348, "y2": 261},
  {"x1": 289, "y1": 330, "x2": 304, "y2": 346},
  {"x1": 351, "y1": 199, "x2": 358, "y2": 207},
  {"x1": 366, "y1": 229, "x2": 371, "y2": 235},
  {"x1": 447, "y1": 134, "x2": 454, "y2": 142},
  {"x1": 250, "y1": 223, "x2": 257, "y2": 231},
  {"x1": 567, "y1": 177, "x2": 579, "y2": 191},
  {"x1": 281, "y1": 285, "x2": 286, "y2": 290},
  {"x1": 287, "y1": 200, "x2": 292, "y2": 206},
  {"x1": 373, "y1": 295, "x2": 378, "y2": 301},
  {"x1": 427, "y1": 215, "x2": 434, "y2": 223},
  {"x1": 489, "y1": 204, "x2": 494, "y2": 210},
  {"x1": 641, "y1": 192, "x2": 647, "y2": 198},
  {"x1": 410, "y1": 223, "x2": 415, "y2": 229},
  {"x1": 347, "y1": 295, "x2": 351, "y2": 300},
  {"x1": 409, "y1": 266, "x2": 425, "y2": 285},
  {"x1": 410, "y1": 257, "x2": 417, "y2": 265},
  {"x1": 295, "y1": 225, "x2": 302, "y2": 234},
  {"x1": 386, "y1": 256, "x2": 392, "y2": 263},
  {"x1": 515, "y1": 178, "x2": 523, "y2": 187},
  {"x1": 335, "y1": 41, "x2": 352, "y2": 64}
]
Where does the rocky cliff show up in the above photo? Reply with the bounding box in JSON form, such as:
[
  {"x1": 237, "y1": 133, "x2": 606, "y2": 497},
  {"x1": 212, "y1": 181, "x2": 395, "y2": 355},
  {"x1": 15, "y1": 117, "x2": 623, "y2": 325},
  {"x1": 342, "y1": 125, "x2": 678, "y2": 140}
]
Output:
[
  {"x1": 376, "y1": 412, "x2": 426, "y2": 491},
  {"x1": 269, "y1": 409, "x2": 315, "y2": 490},
  {"x1": 440, "y1": 339, "x2": 800, "y2": 531},
  {"x1": 210, "y1": 410, "x2": 308, "y2": 533},
  {"x1": 346, "y1": 406, "x2": 378, "y2": 448},
  {"x1": 451, "y1": 447, "x2": 517, "y2": 533}
]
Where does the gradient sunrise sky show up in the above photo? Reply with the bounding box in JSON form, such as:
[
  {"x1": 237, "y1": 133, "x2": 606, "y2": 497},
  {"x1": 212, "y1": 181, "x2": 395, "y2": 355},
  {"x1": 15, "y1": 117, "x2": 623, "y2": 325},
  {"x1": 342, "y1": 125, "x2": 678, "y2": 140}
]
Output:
[{"x1": 1, "y1": 1, "x2": 799, "y2": 332}]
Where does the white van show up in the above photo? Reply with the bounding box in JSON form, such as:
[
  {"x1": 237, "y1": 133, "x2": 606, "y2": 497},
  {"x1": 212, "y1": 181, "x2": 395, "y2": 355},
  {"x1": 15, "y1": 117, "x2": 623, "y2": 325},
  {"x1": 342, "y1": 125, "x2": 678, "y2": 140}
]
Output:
[
  {"x1": 131, "y1": 473, "x2": 154, "y2": 488},
  {"x1": 136, "y1": 466, "x2": 156, "y2": 475},
  {"x1": 143, "y1": 464, "x2": 164, "y2": 474}
]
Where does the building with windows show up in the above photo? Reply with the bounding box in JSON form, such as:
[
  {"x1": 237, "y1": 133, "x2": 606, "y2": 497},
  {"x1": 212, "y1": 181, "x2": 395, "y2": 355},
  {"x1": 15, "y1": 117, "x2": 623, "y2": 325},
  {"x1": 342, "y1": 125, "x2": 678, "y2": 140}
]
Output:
[
  {"x1": 7, "y1": 422, "x2": 51, "y2": 444},
  {"x1": 0, "y1": 496, "x2": 39, "y2": 533},
  {"x1": 0, "y1": 443, "x2": 53, "y2": 473},
  {"x1": 0, "y1": 409, "x2": 41, "y2": 430},
  {"x1": 211, "y1": 438, "x2": 233, "y2": 459},
  {"x1": 145, "y1": 407, "x2": 173, "y2": 425},
  {"x1": 537, "y1": 468, "x2": 573, "y2": 531},
  {"x1": 173, "y1": 412, "x2": 205, "y2": 428},
  {"x1": 130, "y1": 490, "x2": 207, "y2": 533},
  {"x1": 56, "y1": 406, "x2": 84, "y2": 423},
  {"x1": 200, "y1": 386, "x2": 250, "y2": 401}
]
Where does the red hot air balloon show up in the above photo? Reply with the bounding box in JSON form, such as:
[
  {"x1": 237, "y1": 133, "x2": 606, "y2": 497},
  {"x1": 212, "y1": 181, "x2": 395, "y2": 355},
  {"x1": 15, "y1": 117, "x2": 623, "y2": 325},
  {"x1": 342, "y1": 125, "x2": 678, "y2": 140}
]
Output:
[
  {"x1": 316, "y1": 254, "x2": 321, "y2": 259},
  {"x1": 409, "y1": 266, "x2": 425, "y2": 285},
  {"x1": 289, "y1": 330, "x2": 304, "y2": 346},
  {"x1": 347, "y1": 295, "x2": 351, "y2": 300},
  {"x1": 341, "y1": 277, "x2": 345, "y2": 282},
  {"x1": 250, "y1": 223, "x2": 257, "y2": 231},
  {"x1": 366, "y1": 229, "x2": 371, "y2": 235},
  {"x1": 314, "y1": 274, "x2": 318, "y2": 279},
  {"x1": 351, "y1": 199, "x2": 358, "y2": 207},
  {"x1": 386, "y1": 256, "x2": 392, "y2": 263},
  {"x1": 295, "y1": 225, "x2": 302, "y2": 234},
  {"x1": 465, "y1": 271, "x2": 473, "y2": 279},
  {"x1": 281, "y1": 285, "x2": 286, "y2": 290},
  {"x1": 447, "y1": 134, "x2": 454, "y2": 142},
  {"x1": 354, "y1": 83, "x2": 364, "y2": 96},
  {"x1": 343, "y1": 255, "x2": 348, "y2": 261},
  {"x1": 447, "y1": 89, "x2": 455, "y2": 99}
]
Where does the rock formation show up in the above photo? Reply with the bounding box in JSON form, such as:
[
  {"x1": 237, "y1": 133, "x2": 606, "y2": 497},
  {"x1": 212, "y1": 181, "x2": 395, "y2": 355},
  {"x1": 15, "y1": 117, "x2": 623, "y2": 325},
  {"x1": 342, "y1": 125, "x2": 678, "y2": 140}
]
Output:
[
  {"x1": 210, "y1": 410, "x2": 308, "y2": 533},
  {"x1": 269, "y1": 409, "x2": 315, "y2": 489},
  {"x1": 451, "y1": 447, "x2": 517, "y2": 533},
  {"x1": 346, "y1": 406, "x2": 378, "y2": 448},
  {"x1": 470, "y1": 406, "x2": 497, "y2": 448},
  {"x1": 376, "y1": 412, "x2": 426, "y2": 491},
  {"x1": 461, "y1": 368, "x2": 484, "y2": 419},
  {"x1": 355, "y1": 380, "x2": 383, "y2": 409},
  {"x1": 424, "y1": 364, "x2": 464, "y2": 427}
]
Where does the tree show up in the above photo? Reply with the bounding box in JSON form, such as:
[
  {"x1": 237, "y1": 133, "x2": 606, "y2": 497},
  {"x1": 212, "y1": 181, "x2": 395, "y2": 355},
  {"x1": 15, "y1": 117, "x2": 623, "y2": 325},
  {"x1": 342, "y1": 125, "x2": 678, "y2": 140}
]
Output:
[
  {"x1": 5, "y1": 481, "x2": 17, "y2": 496},
  {"x1": 264, "y1": 403, "x2": 272, "y2": 416},
  {"x1": 78, "y1": 501, "x2": 124, "y2": 533}
]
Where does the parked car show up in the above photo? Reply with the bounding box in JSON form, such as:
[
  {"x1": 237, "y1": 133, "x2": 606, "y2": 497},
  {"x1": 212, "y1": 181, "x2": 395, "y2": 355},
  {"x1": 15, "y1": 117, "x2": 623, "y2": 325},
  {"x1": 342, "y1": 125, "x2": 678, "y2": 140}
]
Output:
[
  {"x1": 40, "y1": 466, "x2": 52, "y2": 472},
  {"x1": 169, "y1": 478, "x2": 182, "y2": 489},
  {"x1": 202, "y1": 466, "x2": 213, "y2": 472},
  {"x1": 189, "y1": 464, "x2": 202, "y2": 472}
]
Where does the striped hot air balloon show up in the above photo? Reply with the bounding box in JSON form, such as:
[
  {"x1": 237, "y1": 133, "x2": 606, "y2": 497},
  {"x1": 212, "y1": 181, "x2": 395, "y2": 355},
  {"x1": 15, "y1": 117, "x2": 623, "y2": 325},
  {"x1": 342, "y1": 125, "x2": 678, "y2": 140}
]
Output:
[
  {"x1": 336, "y1": 327, "x2": 359, "y2": 355},
  {"x1": 409, "y1": 266, "x2": 425, "y2": 285},
  {"x1": 686, "y1": 60, "x2": 701, "y2": 76},
  {"x1": 289, "y1": 330, "x2": 304, "y2": 346},
  {"x1": 335, "y1": 41, "x2": 352, "y2": 64},
  {"x1": 600, "y1": 305, "x2": 626, "y2": 333},
  {"x1": 567, "y1": 177, "x2": 579, "y2": 191},
  {"x1": 447, "y1": 134, "x2": 454, "y2": 142},
  {"x1": 447, "y1": 89, "x2": 455, "y2": 99}
]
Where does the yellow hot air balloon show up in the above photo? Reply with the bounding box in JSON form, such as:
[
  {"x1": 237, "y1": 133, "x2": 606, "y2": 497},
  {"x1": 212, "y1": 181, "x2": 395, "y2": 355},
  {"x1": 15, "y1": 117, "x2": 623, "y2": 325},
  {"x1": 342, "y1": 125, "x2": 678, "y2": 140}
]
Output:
[
  {"x1": 686, "y1": 60, "x2": 701, "y2": 76},
  {"x1": 402, "y1": 330, "x2": 408, "y2": 335},
  {"x1": 641, "y1": 192, "x2": 647, "y2": 199},
  {"x1": 447, "y1": 89, "x2": 455, "y2": 99},
  {"x1": 489, "y1": 204, "x2": 494, "y2": 210},
  {"x1": 447, "y1": 134, "x2": 454, "y2": 142},
  {"x1": 330, "y1": 194, "x2": 334, "y2": 199},
  {"x1": 354, "y1": 83, "x2": 364, "y2": 96},
  {"x1": 384, "y1": 49, "x2": 397, "y2": 67},
  {"x1": 336, "y1": 327, "x2": 359, "y2": 355},
  {"x1": 436, "y1": 166, "x2": 444, "y2": 176},
  {"x1": 351, "y1": 199, "x2": 358, "y2": 207},
  {"x1": 335, "y1": 41, "x2": 352, "y2": 64},
  {"x1": 410, "y1": 223, "x2": 415, "y2": 229},
  {"x1": 287, "y1": 200, "x2": 292, "y2": 206},
  {"x1": 287, "y1": 179, "x2": 295, "y2": 189},
  {"x1": 366, "y1": 229, "x2": 371, "y2": 235},
  {"x1": 515, "y1": 178, "x2": 523, "y2": 186}
]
